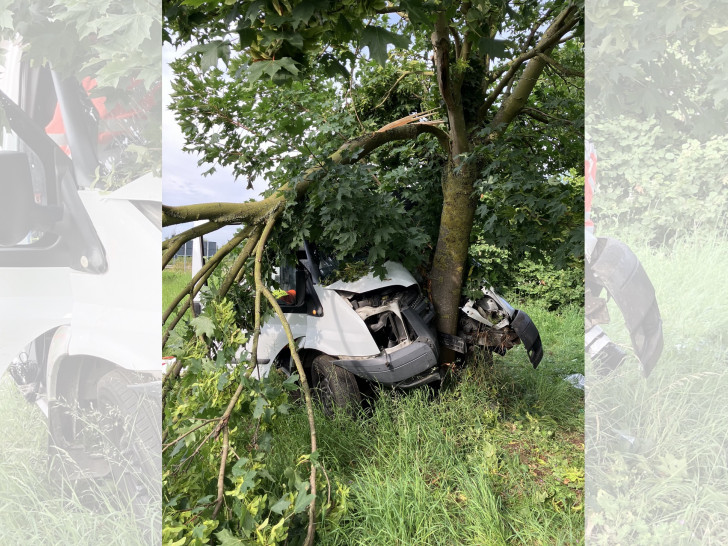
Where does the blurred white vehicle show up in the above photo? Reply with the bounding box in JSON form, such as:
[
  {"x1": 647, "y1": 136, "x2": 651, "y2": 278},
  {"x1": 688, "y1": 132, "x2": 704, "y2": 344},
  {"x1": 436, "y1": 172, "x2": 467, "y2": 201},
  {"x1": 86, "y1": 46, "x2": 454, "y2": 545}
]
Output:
[{"x1": 0, "y1": 44, "x2": 160, "y2": 511}]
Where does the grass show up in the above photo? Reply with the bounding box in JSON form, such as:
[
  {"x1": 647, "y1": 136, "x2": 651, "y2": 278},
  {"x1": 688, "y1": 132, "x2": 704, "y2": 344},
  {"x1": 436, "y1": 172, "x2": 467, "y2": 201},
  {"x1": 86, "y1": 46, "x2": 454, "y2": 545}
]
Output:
[
  {"x1": 163, "y1": 270, "x2": 193, "y2": 348},
  {"x1": 586, "y1": 231, "x2": 728, "y2": 543},
  {"x1": 0, "y1": 374, "x2": 152, "y2": 544},
  {"x1": 261, "y1": 301, "x2": 585, "y2": 544}
]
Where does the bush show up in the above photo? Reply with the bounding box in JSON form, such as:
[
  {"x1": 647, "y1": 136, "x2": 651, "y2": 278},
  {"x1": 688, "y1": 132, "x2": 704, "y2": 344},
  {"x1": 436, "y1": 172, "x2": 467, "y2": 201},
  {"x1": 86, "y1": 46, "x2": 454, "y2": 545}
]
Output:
[{"x1": 592, "y1": 117, "x2": 728, "y2": 244}]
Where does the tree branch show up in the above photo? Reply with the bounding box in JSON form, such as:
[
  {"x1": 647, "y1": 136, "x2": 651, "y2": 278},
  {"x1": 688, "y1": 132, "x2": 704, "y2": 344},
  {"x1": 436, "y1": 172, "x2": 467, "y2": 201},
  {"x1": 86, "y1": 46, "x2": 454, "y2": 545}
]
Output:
[
  {"x1": 162, "y1": 418, "x2": 220, "y2": 453},
  {"x1": 537, "y1": 52, "x2": 584, "y2": 78},
  {"x1": 163, "y1": 221, "x2": 225, "y2": 268},
  {"x1": 522, "y1": 7, "x2": 554, "y2": 51},
  {"x1": 163, "y1": 198, "x2": 275, "y2": 227},
  {"x1": 212, "y1": 426, "x2": 229, "y2": 519},
  {"x1": 431, "y1": 11, "x2": 468, "y2": 156},
  {"x1": 253, "y1": 215, "x2": 319, "y2": 546},
  {"x1": 477, "y1": 5, "x2": 580, "y2": 123},
  {"x1": 522, "y1": 107, "x2": 551, "y2": 124}
]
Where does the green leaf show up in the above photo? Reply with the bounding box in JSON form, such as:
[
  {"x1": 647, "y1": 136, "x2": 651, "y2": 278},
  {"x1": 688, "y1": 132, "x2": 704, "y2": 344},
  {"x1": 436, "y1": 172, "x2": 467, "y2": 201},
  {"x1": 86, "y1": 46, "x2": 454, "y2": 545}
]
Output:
[
  {"x1": 215, "y1": 528, "x2": 245, "y2": 545},
  {"x1": 239, "y1": 470, "x2": 257, "y2": 495},
  {"x1": 282, "y1": 373, "x2": 300, "y2": 390},
  {"x1": 401, "y1": 0, "x2": 433, "y2": 27},
  {"x1": 245, "y1": 0, "x2": 266, "y2": 24},
  {"x1": 252, "y1": 395, "x2": 266, "y2": 419},
  {"x1": 361, "y1": 26, "x2": 410, "y2": 66},
  {"x1": 231, "y1": 457, "x2": 249, "y2": 478},
  {"x1": 293, "y1": 491, "x2": 315, "y2": 514},
  {"x1": 320, "y1": 53, "x2": 350, "y2": 79},
  {"x1": 186, "y1": 40, "x2": 228, "y2": 72},
  {"x1": 478, "y1": 38, "x2": 509, "y2": 59},
  {"x1": 190, "y1": 315, "x2": 215, "y2": 338},
  {"x1": 291, "y1": 0, "x2": 327, "y2": 27},
  {"x1": 217, "y1": 372, "x2": 230, "y2": 391},
  {"x1": 247, "y1": 58, "x2": 300, "y2": 83},
  {"x1": 270, "y1": 496, "x2": 291, "y2": 514},
  {"x1": 237, "y1": 27, "x2": 257, "y2": 48}
]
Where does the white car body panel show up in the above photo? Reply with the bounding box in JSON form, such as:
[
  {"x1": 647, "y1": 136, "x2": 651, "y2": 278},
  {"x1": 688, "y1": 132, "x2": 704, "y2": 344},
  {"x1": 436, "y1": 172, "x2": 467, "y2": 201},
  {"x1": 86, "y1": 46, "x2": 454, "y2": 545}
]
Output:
[
  {"x1": 0, "y1": 268, "x2": 72, "y2": 376},
  {"x1": 1, "y1": 178, "x2": 161, "y2": 392},
  {"x1": 254, "y1": 284, "x2": 382, "y2": 370},
  {"x1": 63, "y1": 190, "x2": 160, "y2": 375},
  {"x1": 324, "y1": 261, "x2": 417, "y2": 293},
  {"x1": 301, "y1": 285, "x2": 379, "y2": 356}
]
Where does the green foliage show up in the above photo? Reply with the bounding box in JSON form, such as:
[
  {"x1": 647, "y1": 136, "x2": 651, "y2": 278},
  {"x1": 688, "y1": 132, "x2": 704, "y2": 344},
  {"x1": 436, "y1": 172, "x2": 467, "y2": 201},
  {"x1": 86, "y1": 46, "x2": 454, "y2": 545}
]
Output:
[
  {"x1": 506, "y1": 255, "x2": 583, "y2": 310},
  {"x1": 467, "y1": 165, "x2": 584, "y2": 307},
  {"x1": 591, "y1": 118, "x2": 728, "y2": 244},
  {"x1": 166, "y1": 0, "x2": 583, "y2": 298},
  {"x1": 0, "y1": 0, "x2": 161, "y2": 188},
  {"x1": 320, "y1": 260, "x2": 372, "y2": 285},
  {"x1": 163, "y1": 294, "x2": 346, "y2": 544},
  {"x1": 276, "y1": 161, "x2": 433, "y2": 274}
]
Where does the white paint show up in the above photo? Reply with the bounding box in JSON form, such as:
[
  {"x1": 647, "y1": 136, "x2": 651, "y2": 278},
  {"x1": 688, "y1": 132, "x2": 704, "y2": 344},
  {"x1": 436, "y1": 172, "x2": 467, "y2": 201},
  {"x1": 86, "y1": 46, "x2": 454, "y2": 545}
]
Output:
[
  {"x1": 0, "y1": 178, "x2": 161, "y2": 390},
  {"x1": 324, "y1": 261, "x2": 417, "y2": 293}
]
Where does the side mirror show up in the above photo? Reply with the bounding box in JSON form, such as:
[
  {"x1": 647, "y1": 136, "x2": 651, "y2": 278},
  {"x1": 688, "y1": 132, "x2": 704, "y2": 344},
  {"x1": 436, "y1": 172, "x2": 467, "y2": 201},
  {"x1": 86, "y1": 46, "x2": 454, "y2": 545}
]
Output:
[{"x1": 0, "y1": 151, "x2": 36, "y2": 246}]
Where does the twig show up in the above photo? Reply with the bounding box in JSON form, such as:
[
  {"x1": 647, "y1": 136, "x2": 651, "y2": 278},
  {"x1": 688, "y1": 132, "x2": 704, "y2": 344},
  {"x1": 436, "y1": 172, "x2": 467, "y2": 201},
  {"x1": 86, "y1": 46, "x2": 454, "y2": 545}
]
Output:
[
  {"x1": 212, "y1": 426, "x2": 230, "y2": 519},
  {"x1": 536, "y1": 52, "x2": 584, "y2": 78},
  {"x1": 254, "y1": 232, "x2": 318, "y2": 545},
  {"x1": 163, "y1": 418, "x2": 220, "y2": 453},
  {"x1": 320, "y1": 461, "x2": 332, "y2": 508}
]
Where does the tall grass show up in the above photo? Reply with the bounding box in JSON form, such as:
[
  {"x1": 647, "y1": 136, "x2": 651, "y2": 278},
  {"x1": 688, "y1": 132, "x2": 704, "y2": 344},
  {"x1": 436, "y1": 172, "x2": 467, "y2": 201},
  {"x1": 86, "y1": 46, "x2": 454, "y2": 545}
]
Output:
[
  {"x1": 586, "y1": 231, "x2": 728, "y2": 543},
  {"x1": 0, "y1": 374, "x2": 154, "y2": 544},
  {"x1": 262, "y1": 302, "x2": 585, "y2": 544}
]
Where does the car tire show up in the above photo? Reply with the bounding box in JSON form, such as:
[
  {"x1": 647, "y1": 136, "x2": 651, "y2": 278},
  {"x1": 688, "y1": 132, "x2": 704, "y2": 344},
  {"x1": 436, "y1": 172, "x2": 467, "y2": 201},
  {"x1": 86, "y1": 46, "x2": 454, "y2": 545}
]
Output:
[
  {"x1": 96, "y1": 370, "x2": 161, "y2": 522},
  {"x1": 311, "y1": 354, "x2": 361, "y2": 416}
]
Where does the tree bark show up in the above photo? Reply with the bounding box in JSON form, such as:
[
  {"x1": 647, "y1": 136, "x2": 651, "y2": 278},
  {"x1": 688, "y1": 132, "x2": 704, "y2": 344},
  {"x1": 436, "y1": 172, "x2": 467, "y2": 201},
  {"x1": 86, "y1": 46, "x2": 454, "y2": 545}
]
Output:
[
  {"x1": 429, "y1": 162, "x2": 477, "y2": 359},
  {"x1": 427, "y1": 4, "x2": 579, "y2": 363}
]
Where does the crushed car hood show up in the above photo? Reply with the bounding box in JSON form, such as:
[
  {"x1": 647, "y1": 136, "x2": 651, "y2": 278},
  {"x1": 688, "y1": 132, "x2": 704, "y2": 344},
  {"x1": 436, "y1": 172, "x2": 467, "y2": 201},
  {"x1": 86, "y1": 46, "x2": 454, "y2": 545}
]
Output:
[{"x1": 324, "y1": 261, "x2": 417, "y2": 293}]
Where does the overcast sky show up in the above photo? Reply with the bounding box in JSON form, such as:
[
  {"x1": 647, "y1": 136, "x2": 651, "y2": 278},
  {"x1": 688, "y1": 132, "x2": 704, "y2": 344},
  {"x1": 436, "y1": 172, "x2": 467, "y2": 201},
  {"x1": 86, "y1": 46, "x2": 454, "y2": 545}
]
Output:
[{"x1": 162, "y1": 43, "x2": 264, "y2": 244}]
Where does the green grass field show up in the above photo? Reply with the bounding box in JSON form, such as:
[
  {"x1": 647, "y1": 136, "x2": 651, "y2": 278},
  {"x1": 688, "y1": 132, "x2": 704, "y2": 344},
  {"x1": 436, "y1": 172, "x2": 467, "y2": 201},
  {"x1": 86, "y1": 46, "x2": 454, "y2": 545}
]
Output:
[
  {"x1": 586, "y1": 232, "x2": 728, "y2": 543},
  {"x1": 163, "y1": 269, "x2": 193, "y2": 321},
  {"x1": 257, "y1": 302, "x2": 585, "y2": 545},
  {"x1": 163, "y1": 269, "x2": 194, "y2": 353}
]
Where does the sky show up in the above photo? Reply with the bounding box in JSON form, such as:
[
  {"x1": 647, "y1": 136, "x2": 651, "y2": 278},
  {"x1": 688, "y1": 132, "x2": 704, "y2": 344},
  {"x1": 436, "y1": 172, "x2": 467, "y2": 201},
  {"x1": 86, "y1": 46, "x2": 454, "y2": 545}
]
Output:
[{"x1": 162, "y1": 43, "x2": 264, "y2": 244}]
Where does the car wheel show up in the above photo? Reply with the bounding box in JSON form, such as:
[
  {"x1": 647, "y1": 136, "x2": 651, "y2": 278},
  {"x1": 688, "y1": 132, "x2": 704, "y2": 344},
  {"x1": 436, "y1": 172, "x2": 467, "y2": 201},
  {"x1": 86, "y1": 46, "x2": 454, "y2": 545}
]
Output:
[
  {"x1": 311, "y1": 354, "x2": 361, "y2": 416},
  {"x1": 96, "y1": 370, "x2": 161, "y2": 523}
]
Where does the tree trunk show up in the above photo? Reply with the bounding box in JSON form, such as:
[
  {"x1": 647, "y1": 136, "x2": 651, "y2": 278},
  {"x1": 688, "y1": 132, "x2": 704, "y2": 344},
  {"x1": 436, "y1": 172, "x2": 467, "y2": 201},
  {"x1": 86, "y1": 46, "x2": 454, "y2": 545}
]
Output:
[{"x1": 429, "y1": 160, "x2": 478, "y2": 362}]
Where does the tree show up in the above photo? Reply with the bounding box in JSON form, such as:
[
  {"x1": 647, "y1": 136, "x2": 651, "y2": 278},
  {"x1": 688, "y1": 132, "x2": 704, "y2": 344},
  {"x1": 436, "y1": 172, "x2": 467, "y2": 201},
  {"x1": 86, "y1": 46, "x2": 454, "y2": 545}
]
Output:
[
  {"x1": 162, "y1": 0, "x2": 583, "y2": 340},
  {"x1": 162, "y1": 0, "x2": 583, "y2": 541}
]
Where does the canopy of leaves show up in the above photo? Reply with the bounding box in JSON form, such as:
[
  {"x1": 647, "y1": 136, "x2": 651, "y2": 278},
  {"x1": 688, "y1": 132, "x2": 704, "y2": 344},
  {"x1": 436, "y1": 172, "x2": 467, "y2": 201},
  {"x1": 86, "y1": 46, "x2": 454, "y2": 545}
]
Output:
[
  {"x1": 587, "y1": 0, "x2": 728, "y2": 140},
  {"x1": 165, "y1": 0, "x2": 583, "y2": 285}
]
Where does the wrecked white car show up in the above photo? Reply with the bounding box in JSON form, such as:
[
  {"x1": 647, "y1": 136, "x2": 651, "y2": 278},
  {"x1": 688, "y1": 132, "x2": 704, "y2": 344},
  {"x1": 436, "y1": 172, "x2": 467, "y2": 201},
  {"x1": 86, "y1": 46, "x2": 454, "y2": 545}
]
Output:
[{"x1": 254, "y1": 242, "x2": 543, "y2": 412}]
